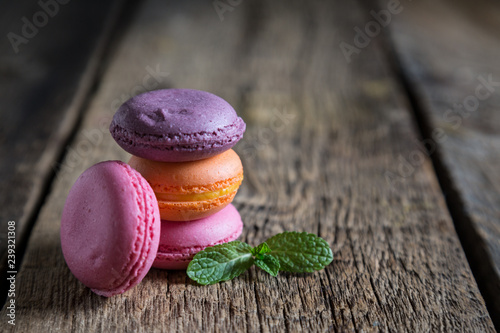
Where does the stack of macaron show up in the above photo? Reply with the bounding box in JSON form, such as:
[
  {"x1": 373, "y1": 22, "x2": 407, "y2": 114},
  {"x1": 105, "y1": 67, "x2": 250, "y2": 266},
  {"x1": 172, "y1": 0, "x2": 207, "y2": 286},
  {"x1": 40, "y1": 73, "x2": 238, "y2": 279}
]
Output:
[{"x1": 60, "y1": 89, "x2": 246, "y2": 296}]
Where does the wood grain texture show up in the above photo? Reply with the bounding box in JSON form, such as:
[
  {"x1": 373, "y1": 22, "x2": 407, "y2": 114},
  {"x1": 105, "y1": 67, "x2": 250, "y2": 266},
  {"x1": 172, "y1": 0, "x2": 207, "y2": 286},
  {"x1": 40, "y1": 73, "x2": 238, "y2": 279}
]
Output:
[
  {"x1": 0, "y1": 0, "x2": 495, "y2": 331},
  {"x1": 383, "y1": 0, "x2": 500, "y2": 325},
  {"x1": 0, "y1": 0, "x2": 127, "y2": 277}
]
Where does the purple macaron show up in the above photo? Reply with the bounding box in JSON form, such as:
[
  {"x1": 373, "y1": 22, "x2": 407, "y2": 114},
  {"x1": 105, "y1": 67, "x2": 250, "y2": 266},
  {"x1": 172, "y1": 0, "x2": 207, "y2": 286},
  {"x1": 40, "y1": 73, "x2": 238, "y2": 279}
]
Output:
[{"x1": 110, "y1": 89, "x2": 246, "y2": 162}]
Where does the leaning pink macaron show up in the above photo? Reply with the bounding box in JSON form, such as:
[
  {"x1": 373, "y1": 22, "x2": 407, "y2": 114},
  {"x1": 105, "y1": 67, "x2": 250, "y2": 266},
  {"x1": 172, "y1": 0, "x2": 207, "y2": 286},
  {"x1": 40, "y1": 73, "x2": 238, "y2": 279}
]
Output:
[
  {"x1": 154, "y1": 204, "x2": 243, "y2": 270},
  {"x1": 60, "y1": 161, "x2": 161, "y2": 297}
]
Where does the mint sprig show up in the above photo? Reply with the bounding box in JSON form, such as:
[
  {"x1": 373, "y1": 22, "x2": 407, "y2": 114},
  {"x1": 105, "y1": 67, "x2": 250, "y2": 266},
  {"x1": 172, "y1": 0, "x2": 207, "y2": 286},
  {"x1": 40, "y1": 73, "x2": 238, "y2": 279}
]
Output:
[
  {"x1": 266, "y1": 232, "x2": 333, "y2": 272},
  {"x1": 251, "y1": 242, "x2": 272, "y2": 257},
  {"x1": 186, "y1": 241, "x2": 254, "y2": 285},
  {"x1": 187, "y1": 232, "x2": 333, "y2": 285},
  {"x1": 254, "y1": 254, "x2": 280, "y2": 276}
]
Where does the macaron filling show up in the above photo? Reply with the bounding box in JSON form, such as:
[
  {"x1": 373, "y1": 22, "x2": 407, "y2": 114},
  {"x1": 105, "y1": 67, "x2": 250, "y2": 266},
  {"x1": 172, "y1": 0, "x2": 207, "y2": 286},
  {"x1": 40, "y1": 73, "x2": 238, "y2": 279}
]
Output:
[{"x1": 155, "y1": 177, "x2": 242, "y2": 203}]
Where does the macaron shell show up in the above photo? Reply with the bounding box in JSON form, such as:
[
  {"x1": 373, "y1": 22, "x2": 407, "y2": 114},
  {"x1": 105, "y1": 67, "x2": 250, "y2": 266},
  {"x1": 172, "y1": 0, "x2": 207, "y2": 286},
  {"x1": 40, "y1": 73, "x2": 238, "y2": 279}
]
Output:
[
  {"x1": 112, "y1": 89, "x2": 238, "y2": 135},
  {"x1": 157, "y1": 190, "x2": 236, "y2": 221},
  {"x1": 128, "y1": 149, "x2": 243, "y2": 221},
  {"x1": 110, "y1": 89, "x2": 246, "y2": 162},
  {"x1": 129, "y1": 149, "x2": 242, "y2": 189},
  {"x1": 60, "y1": 161, "x2": 160, "y2": 297},
  {"x1": 153, "y1": 204, "x2": 243, "y2": 269}
]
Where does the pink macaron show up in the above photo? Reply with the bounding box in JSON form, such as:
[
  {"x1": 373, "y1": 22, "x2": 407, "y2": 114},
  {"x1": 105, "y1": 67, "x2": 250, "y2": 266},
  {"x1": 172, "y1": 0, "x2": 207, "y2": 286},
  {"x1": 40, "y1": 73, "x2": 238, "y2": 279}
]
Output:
[
  {"x1": 60, "y1": 161, "x2": 161, "y2": 297},
  {"x1": 154, "y1": 204, "x2": 243, "y2": 270}
]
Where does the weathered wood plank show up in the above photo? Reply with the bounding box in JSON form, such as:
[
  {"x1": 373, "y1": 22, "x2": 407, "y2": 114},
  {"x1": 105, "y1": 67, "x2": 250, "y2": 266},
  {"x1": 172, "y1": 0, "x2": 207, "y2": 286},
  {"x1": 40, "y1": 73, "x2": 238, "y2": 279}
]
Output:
[
  {"x1": 381, "y1": 0, "x2": 500, "y2": 326},
  {"x1": 0, "y1": 0, "x2": 128, "y2": 281},
  {"x1": 1, "y1": 0, "x2": 495, "y2": 331}
]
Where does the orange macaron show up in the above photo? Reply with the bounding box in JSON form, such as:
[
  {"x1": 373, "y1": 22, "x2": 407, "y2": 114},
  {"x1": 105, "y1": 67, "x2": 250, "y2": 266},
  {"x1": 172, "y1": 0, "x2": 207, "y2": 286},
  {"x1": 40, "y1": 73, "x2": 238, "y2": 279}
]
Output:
[{"x1": 128, "y1": 149, "x2": 243, "y2": 221}]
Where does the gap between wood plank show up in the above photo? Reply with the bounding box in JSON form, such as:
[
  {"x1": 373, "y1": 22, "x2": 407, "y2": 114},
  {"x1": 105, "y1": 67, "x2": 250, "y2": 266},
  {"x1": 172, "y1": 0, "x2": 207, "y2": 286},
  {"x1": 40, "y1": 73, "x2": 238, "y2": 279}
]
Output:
[
  {"x1": 0, "y1": 0, "x2": 143, "y2": 308},
  {"x1": 371, "y1": 14, "x2": 500, "y2": 332}
]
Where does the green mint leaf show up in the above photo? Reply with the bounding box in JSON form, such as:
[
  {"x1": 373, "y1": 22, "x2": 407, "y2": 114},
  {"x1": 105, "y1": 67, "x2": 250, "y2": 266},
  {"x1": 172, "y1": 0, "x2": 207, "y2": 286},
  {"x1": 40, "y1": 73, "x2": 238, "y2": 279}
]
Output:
[
  {"x1": 187, "y1": 241, "x2": 254, "y2": 285},
  {"x1": 266, "y1": 231, "x2": 333, "y2": 273},
  {"x1": 251, "y1": 242, "x2": 272, "y2": 257},
  {"x1": 254, "y1": 254, "x2": 280, "y2": 276}
]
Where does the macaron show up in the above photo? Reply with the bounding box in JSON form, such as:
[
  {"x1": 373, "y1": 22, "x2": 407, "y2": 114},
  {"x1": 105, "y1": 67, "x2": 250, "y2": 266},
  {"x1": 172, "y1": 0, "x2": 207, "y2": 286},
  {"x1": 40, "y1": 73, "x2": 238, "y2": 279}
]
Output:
[
  {"x1": 128, "y1": 149, "x2": 243, "y2": 221},
  {"x1": 154, "y1": 204, "x2": 243, "y2": 269},
  {"x1": 109, "y1": 89, "x2": 246, "y2": 162},
  {"x1": 60, "y1": 161, "x2": 161, "y2": 297}
]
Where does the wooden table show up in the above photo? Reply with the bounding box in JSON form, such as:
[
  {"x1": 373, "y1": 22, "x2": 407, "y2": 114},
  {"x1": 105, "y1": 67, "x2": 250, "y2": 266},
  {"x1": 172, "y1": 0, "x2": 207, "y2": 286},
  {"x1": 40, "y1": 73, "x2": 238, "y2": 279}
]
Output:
[{"x1": 1, "y1": 0, "x2": 499, "y2": 331}]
